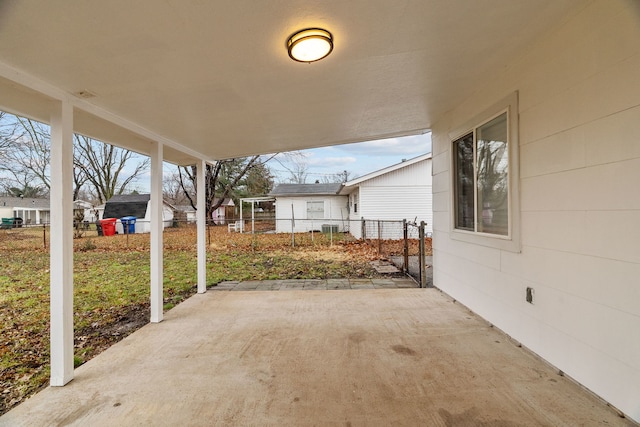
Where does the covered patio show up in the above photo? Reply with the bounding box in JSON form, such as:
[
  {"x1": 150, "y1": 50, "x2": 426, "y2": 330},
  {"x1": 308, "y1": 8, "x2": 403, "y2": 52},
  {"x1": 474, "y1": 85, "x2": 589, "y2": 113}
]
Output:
[
  {"x1": 1, "y1": 0, "x2": 638, "y2": 423},
  {"x1": 1, "y1": 288, "x2": 630, "y2": 426}
]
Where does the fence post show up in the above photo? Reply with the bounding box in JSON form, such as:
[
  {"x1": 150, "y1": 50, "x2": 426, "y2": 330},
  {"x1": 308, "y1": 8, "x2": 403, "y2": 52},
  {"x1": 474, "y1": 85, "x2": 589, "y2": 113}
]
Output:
[
  {"x1": 419, "y1": 221, "x2": 426, "y2": 288},
  {"x1": 403, "y1": 219, "x2": 408, "y2": 273},
  {"x1": 377, "y1": 220, "x2": 382, "y2": 255},
  {"x1": 291, "y1": 204, "x2": 295, "y2": 248},
  {"x1": 361, "y1": 219, "x2": 366, "y2": 241},
  {"x1": 43, "y1": 223, "x2": 47, "y2": 249}
]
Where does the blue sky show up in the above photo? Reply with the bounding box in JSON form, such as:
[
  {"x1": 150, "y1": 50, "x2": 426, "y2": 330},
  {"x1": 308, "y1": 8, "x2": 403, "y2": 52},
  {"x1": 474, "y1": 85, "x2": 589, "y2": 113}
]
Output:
[
  {"x1": 137, "y1": 132, "x2": 432, "y2": 192},
  {"x1": 270, "y1": 132, "x2": 432, "y2": 183}
]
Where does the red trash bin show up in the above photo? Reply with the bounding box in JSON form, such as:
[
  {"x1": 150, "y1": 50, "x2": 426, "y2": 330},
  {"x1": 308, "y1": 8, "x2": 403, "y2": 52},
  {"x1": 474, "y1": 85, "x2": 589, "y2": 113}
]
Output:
[{"x1": 100, "y1": 218, "x2": 117, "y2": 236}]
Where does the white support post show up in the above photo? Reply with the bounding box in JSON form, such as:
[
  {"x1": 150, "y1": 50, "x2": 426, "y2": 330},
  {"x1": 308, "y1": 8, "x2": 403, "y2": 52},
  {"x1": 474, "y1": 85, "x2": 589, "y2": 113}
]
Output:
[
  {"x1": 150, "y1": 142, "x2": 164, "y2": 323},
  {"x1": 49, "y1": 100, "x2": 74, "y2": 386},
  {"x1": 196, "y1": 159, "x2": 207, "y2": 294}
]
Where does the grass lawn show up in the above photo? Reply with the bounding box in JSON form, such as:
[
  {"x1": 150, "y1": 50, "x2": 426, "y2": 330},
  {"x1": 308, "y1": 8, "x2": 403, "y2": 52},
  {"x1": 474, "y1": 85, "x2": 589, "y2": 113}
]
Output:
[{"x1": 0, "y1": 225, "x2": 410, "y2": 415}]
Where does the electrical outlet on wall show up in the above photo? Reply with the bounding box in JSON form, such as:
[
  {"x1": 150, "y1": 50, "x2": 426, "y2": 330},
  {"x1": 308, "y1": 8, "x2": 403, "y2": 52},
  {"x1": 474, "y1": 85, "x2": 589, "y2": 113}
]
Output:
[{"x1": 526, "y1": 287, "x2": 534, "y2": 304}]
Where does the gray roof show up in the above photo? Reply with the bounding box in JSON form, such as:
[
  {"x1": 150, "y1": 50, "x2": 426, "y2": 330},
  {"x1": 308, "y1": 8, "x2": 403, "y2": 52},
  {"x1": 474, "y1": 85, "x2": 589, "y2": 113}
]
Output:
[
  {"x1": 0, "y1": 197, "x2": 50, "y2": 210},
  {"x1": 174, "y1": 205, "x2": 196, "y2": 213},
  {"x1": 270, "y1": 183, "x2": 343, "y2": 197},
  {"x1": 107, "y1": 194, "x2": 151, "y2": 203},
  {"x1": 104, "y1": 194, "x2": 150, "y2": 219}
]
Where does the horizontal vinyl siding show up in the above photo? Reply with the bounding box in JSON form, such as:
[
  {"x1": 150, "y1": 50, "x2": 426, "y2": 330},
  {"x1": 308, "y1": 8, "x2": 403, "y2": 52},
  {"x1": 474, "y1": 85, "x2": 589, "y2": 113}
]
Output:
[
  {"x1": 360, "y1": 186, "x2": 432, "y2": 234},
  {"x1": 354, "y1": 159, "x2": 433, "y2": 235},
  {"x1": 275, "y1": 196, "x2": 348, "y2": 233},
  {"x1": 431, "y1": 1, "x2": 640, "y2": 421},
  {"x1": 360, "y1": 159, "x2": 431, "y2": 187}
]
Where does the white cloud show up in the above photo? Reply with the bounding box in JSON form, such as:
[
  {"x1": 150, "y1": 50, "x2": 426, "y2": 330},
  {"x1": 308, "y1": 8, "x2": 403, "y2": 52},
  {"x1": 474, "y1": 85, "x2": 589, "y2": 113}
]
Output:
[
  {"x1": 307, "y1": 156, "x2": 357, "y2": 167},
  {"x1": 336, "y1": 133, "x2": 431, "y2": 156},
  {"x1": 269, "y1": 133, "x2": 432, "y2": 183}
]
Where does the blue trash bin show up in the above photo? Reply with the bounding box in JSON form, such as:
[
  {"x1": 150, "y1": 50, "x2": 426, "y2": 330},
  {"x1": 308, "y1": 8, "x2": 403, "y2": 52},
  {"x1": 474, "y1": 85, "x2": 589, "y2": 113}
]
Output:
[{"x1": 120, "y1": 216, "x2": 137, "y2": 234}]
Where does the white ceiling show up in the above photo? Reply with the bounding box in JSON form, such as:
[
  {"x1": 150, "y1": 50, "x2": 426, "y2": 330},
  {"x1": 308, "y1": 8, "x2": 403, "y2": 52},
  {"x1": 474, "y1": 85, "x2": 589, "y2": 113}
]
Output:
[{"x1": 0, "y1": 0, "x2": 583, "y2": 164}]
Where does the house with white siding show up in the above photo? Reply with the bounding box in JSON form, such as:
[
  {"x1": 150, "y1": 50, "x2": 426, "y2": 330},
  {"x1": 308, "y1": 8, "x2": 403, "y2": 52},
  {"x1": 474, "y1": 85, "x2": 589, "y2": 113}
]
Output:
[
  {"x1": 0, "y1": 197, "x2": 95, "y2": 225},
  {"x1": 103, "y1": 194, "x2": 174, "y2": 233},
  {"x1": 429, "y1": 3, "x2": 639, "y2": 420},
  {"x1": 0, "y1": 197, "x2": 50, "y2": 225},
  {"x1": 270, "y1": 183, "x2": 348, "y2": 233},
  {"x1": 341, "y1": 153, "x2": 432, "y2": 239}
]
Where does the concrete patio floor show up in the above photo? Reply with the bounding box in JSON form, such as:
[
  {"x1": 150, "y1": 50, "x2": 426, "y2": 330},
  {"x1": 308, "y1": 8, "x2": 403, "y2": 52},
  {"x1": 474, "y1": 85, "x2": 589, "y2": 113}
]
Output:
[{"x1": 1, "y1": 286, "x2": 633, "y2": 426}]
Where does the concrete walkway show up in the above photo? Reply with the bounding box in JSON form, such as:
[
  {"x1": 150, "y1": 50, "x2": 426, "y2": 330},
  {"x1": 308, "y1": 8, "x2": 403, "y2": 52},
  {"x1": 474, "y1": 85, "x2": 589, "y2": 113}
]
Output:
[
  {"x1": 390, "y1": 255, "x2": 433, "y2": 287},
  {"x1": 212, "y1": 277, "x2": 418, "y2": 291},
  {"x1": 1, "y1": 287, "x2": 633, "y2": 426}
]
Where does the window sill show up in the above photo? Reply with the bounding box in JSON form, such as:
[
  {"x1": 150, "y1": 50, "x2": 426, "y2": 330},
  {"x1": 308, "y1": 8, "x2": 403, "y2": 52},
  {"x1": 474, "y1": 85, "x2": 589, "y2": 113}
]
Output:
[{"x1": 451, "y1": 228, "x2": 521, "y2": 253}]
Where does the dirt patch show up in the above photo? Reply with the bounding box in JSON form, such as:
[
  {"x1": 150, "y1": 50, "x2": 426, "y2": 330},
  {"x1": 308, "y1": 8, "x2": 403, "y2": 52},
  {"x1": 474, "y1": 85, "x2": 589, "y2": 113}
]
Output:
[{"x1": 75, "y1": 303, "x2": 150, "y2": 354}]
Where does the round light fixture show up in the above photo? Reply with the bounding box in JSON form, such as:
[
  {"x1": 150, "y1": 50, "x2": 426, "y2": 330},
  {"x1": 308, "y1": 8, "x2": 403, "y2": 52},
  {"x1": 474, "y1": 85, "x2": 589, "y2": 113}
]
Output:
[{"x1": 287, "y1": 28, "x2": 333, "y2": 63}]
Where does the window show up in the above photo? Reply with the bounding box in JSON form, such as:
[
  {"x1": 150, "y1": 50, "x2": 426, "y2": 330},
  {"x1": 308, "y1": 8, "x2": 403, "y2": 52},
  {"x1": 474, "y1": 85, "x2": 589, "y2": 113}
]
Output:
[
  {"x1": 454, "y1": 112, "x2": 509, "y2": 235},
  {"x1": 307, "y1": 201, "x2": 324, "y2": 219},
  {"x1": 450, "y1": 92, "x2": 520, "y2": 252}
]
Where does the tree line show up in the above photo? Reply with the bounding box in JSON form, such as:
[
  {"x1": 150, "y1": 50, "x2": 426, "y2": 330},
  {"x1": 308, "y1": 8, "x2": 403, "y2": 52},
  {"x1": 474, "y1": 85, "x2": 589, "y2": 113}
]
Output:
[{"x1": 0, "y1": 111, "x2": 354, "y2": 219}]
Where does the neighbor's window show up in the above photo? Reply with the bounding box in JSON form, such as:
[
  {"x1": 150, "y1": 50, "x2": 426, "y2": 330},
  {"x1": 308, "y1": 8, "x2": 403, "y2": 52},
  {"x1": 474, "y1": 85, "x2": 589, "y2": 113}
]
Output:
[
  {"x1": 454, "y1": 111, "x2": 509, "y2": 236},
  {"x1": 307, "y1": 201, "x2": 324, "y2": 219}
]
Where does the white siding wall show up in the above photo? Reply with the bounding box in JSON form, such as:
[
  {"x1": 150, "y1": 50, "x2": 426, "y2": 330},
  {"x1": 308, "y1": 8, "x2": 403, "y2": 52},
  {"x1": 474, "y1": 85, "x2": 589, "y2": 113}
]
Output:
[
  {"x1": 275, "y1": 196, "x2": 348, "y2": 233},
  {"x1": 357, "y1": 159, "x2": 433, "y2": 236},
  {"x1": 431, "y1": 1, "x2": 640, "y2": 421}
]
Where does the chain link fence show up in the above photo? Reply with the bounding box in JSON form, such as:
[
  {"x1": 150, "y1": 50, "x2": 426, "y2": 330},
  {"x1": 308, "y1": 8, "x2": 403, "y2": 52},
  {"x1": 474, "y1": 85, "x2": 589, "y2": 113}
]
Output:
[
  {"x1": 360, "y1": 218, "x2": 432, "y2": 287},
  {"x1": 0, "y1": 218, "x2": 356, "y2": 250},
  {"x1": 1, "y1": 218, "x2": 432, "y2": 287}
]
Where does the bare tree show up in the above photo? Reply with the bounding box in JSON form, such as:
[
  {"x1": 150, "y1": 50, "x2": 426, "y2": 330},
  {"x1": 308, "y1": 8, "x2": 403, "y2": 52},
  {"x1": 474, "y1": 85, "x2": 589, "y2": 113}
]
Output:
[
  {"x1": 0, "y1": 111, "x2": 18, "y2": 151},
  {"x1": 0, "y1": 116, "x2": 51, "y2": 196},
  {"x1": 163, "y1": 169, "x2": 191, "y2": 206},
  {"x1": 0, "y1": 113, "x2": 147, "y2": 202},
  {"x1": 74, "y1": 134, "x2": 150, "y2": 203},
  {"x1": 273, "y1": 153, "x2": 308, "y2": 184},
  {"x1": 176, "y1": 155, "x2": 276, "y2": 220},
  {"x1": 321, "y1": 170, "x2": 354, "y2": 184}
]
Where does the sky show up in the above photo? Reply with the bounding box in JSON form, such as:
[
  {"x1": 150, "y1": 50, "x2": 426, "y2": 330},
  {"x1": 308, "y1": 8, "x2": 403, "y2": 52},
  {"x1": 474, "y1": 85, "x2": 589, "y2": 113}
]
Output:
[
  {"x1": 113, "y1": 132, "x2": 433, "y2": 193},
  {"x1": 1, "y1": 109, "x2": 431, "y2": 194},
  {"x1": 269, "y1": 132, "x2": 432, "y2": 184}
]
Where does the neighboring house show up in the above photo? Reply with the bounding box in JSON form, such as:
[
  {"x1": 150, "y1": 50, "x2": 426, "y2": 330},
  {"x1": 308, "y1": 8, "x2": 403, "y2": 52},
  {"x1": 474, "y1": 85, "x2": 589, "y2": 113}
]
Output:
[
  {"x1": 270, "y1": 183, "x2": 348, "y2": 233},
  {"x1": 341, "y1": 153, "x2": 432, "y2": 239},
  {"x1": 0, "y1": 197, "x2": 99, "y2": 225},
  {"x1": 73, "y1": 200, "x2": 96, "y2": 222},
  {"x1": 93, "y1": 204, "x2": 106, "y2": 222},
  {"x1": 103, "y1": 194, "x2": 174, "y2": 233},
  {"x1": 174, "y1": 198, "x2": 235, "y2": 225},
  {"x1": 174, "y1": 205, "x2": 196, "y2": 223},
  {"x1": 211, "y1": 198, "x2": 235, "y2": 225},
  {"x1": 0, "y1": 197, "x2": 50, "y2": 225}
]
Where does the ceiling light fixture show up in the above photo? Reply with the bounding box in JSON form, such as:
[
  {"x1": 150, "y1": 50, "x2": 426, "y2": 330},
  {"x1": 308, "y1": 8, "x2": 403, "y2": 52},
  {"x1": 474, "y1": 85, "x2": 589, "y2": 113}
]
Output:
[{"x1": 287, "y1": 28, "x2": 333, "y2": 63}]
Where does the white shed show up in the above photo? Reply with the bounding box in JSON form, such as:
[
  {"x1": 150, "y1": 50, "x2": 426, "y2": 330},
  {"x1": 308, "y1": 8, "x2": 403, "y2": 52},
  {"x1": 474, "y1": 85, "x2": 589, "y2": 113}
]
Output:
[
  {"x1": 341, "y1": 153, "x2": 432, "y2": 239},
  {"x1": 270, "y1": 183, "x2": 348, "y2": 233},
  {"x1": 103, "y1": 194, "x2": 174, "y2": 233}
]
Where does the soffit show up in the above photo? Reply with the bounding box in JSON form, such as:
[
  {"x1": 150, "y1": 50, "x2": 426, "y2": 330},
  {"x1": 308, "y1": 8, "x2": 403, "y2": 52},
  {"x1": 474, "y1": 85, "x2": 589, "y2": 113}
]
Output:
[{"x1": 0, "y1": 0, "x2": 582, "y2": 164}]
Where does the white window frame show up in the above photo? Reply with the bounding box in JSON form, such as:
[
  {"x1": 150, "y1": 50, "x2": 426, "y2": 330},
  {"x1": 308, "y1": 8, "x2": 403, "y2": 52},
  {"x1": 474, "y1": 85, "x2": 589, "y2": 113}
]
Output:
[
  {"x1": 306, "y1": 200, "x2": 324, "y2": 220},
  {"x1": 449, "y1": 92, "x2": 521, "y2": 253}
]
